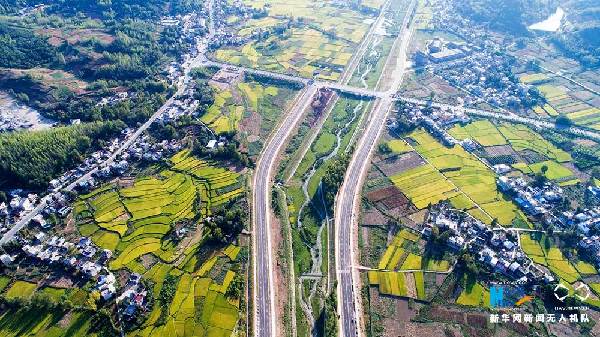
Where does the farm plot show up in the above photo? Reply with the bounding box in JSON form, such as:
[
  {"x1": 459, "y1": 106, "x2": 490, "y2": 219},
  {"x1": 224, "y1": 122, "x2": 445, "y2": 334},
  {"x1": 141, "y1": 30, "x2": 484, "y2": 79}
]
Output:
[
  {"x1": 216, "y1": 27, "x2": 355, "y2": 81},
  {"x1": 201, "y1": 80, "x2": 295, "y2": 158},
  {"x1": 512, "y1": 160, "x2": 577, "y2": 183},
  {"x1": 455, "y1": 278, "x2": 489, "y2": 308},
  {"x1": 394, "y1": 129, "x2": 520, "y2": 225},
  {"x1": 497, "y1": 123, "x2": 572, "y2": 163},
  {"x1": 368, "y1": 229, "x2": 450, "y2": 300},
  {"x1": 0, "y1": 305, "x2": 94, "y2": 337},
  {"x1": 75, "y1": 150, "x2": 243, "y2": 270},
  {"x1": 242, "y1": 0, "x2": 372, "y2": 43},
  {"x1": 449, "y1": 120, "x2": 507, "y2": 147},
  {"x1": 520, "y1": 233, "x2": 580, "y2": 284},
  {"x1": 130, "y1": 244, "x2": 244, "y2": 337},
  {"x1": 235, "y1": 81, "x2": 296, "y2": 158},
  {"x1": 567, "y1": 107, "x2": 600, "y2": 130},
  {"x1": 524, "y1": 74, "x2": 600, "y2": 129},
  {"x1": 201, "y1": 89, "x2": 243, "y2": 134}
]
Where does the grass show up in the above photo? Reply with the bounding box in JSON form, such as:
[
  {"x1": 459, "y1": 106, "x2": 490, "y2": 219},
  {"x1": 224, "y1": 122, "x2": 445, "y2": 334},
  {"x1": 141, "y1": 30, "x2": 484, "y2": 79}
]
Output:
[
  {"x1": 456, "y1": 280, "x2": 487, "y2": 307},
  {"x1": 497, "y1": 123, "x2": 572, "y2": 163},
  {"x1": 5, "y1": 281, "x2": 37, "y2": 300}
]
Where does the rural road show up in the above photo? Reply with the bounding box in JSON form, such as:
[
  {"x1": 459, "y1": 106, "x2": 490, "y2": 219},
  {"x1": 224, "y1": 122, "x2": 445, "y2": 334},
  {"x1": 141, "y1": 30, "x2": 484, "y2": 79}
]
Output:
[
  {"x1": 0, "y1": 33, "x2": 210, "y2": 246},
  {"x1": 252, "y1": 84, "x2": 318, "y2": 337}
]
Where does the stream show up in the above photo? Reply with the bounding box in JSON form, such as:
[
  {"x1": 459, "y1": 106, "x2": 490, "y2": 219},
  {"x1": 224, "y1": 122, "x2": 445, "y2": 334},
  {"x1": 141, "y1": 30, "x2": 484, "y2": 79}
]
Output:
[{"x1": 296, "y1": 56, "x2": 371, "y2": 333}]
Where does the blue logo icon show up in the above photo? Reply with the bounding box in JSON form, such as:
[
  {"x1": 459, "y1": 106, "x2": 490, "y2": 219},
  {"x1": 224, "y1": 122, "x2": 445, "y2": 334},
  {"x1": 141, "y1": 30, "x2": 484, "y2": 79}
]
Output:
[{"x1": 490, "y1": 285, "x2": 504, "y2": 308}]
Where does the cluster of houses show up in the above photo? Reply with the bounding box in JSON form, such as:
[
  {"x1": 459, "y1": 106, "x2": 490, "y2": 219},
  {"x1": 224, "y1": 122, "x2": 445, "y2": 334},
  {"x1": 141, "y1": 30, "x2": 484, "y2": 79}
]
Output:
[
  {"x1": 497, "y1": 175, "x2": 563, "y2": 216},
  {"x1": 416, "y1": 7, "x2": 543, "y2": 112},
  {"x1": 95, "y1": 91, "x2": 132, "y2": 108},
  {"x1": 208, "y1": 0, "x2": 268, "y2": 50},
  {"x1": 12, "y1": 234, "x2": 117, "y2": 299},
  {"x1": 388, "y1": 101, "x2": 470, "y2": 147},
  {"x1": 117, "y1": 273, "x2": 148, "y2": 318},
  {"x1": 565, "y1": 207, "x2": 600, "y2": 236},
  {"x1": 423, "y1": 205, "x2": 554, "y2": 284},
  {"x1": 2, "y1": 193, "x2": 37, "y2": 217},
  {"x1": 4, "y1": 232, "x2": 149, "y2": 312},
  {"x1": 414, "y1": 37, "x2": 476, "y2": 66}
]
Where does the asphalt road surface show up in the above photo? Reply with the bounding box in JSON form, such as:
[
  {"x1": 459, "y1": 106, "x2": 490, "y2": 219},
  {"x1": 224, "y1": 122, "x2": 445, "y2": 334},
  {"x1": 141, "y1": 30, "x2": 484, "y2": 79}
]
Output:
[{"x1": 253, "y1": 85, "x2": 318, "y2": 337}]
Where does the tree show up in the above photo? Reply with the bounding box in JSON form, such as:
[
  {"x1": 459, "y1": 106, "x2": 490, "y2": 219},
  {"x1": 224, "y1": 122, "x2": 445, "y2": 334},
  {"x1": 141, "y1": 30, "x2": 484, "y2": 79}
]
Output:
[
  {"x1": 556, "y1": 115, "x2": 573, "y2": 127},
  {"x1": 205, "y1": 202, "x2": 247, "y2": 243},
  {"x1": 225, "y1": 274, "x2": 244, "y2": 299},
  {"x1": 378, "y1": 142, "x2": 392, "y2": 154},
  {"x1": 540, "y1": 164, "x2": 549, "y2": 176}
]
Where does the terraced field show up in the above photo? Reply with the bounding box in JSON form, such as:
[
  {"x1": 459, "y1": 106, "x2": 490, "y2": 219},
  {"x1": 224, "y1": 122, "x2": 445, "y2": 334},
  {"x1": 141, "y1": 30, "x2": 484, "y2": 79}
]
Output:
[
  {"x1": 71, "y1": 150, "x2": 248, "y2": 337},
  {"x1": 131, "y1": 243, "x2": 244, "y2": 337}
]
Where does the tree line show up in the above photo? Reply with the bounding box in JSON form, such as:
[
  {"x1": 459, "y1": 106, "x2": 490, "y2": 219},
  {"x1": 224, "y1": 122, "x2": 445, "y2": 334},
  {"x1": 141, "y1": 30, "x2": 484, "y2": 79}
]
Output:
[{"x1": 0, "y1": 120, "x2": 125, "y2": 189}]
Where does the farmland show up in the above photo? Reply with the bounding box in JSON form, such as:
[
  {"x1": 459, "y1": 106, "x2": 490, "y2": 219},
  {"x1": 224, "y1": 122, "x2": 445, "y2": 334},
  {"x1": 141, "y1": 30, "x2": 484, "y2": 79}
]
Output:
[
  {"x1": 367, "y1": 229, "x2": 451, "y2": 300},
  {"x1": 520, "y1": 233, "x2": 581, "y2": 285},
  {"x1": 449, "y1": 120, "x2": 572, "y2": 163},
  {"x1": 201, "y1": 79, "x2": 297, "y2": 159},
  {"x1": 54, "y1": 150, "x2": 248, "y2": 337},
  {"x1": 450, "y1": 120, "x2": 579, "y2": 185},
  {"x1": 394, "y1": 129, "x2": 520, "y2": 225},
  {"x1": 214, "y1": 0, "x2": 381, "y2": 80},
  {"x1": 75, "y1": 150, "x2": 244, "y2": 261},
  {"x1": 129, "y1": 243, "x2": 245, "y2": 337},
  {"x1": 516, "y1": 66, "x2": 600, "y2": 130}
]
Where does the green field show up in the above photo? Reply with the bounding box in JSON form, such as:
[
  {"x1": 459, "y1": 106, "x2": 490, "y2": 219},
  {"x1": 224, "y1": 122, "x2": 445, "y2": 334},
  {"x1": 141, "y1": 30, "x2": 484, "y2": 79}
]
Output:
[
  {"x1": 394, "y1": 129, "x2": 519, "y2": 225},
  {"x1": 216, "y1": 0, "x2": 380, "y2": 80},
  {"x1": 520, "y1": 233, "x2": 581, "y2": 284},
  {"x1": 369, "y1": 229, "x2": 450, "y2": 299}
]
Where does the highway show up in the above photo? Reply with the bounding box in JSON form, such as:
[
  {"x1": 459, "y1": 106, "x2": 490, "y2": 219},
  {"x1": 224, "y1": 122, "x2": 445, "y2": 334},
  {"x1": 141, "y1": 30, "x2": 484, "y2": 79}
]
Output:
[
  {"x1": 334, "y1": 2, "x2": 415, "y2": 335},
  {"x1": 252, "y1": 85, "x2": 319, "y2": 337}
]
